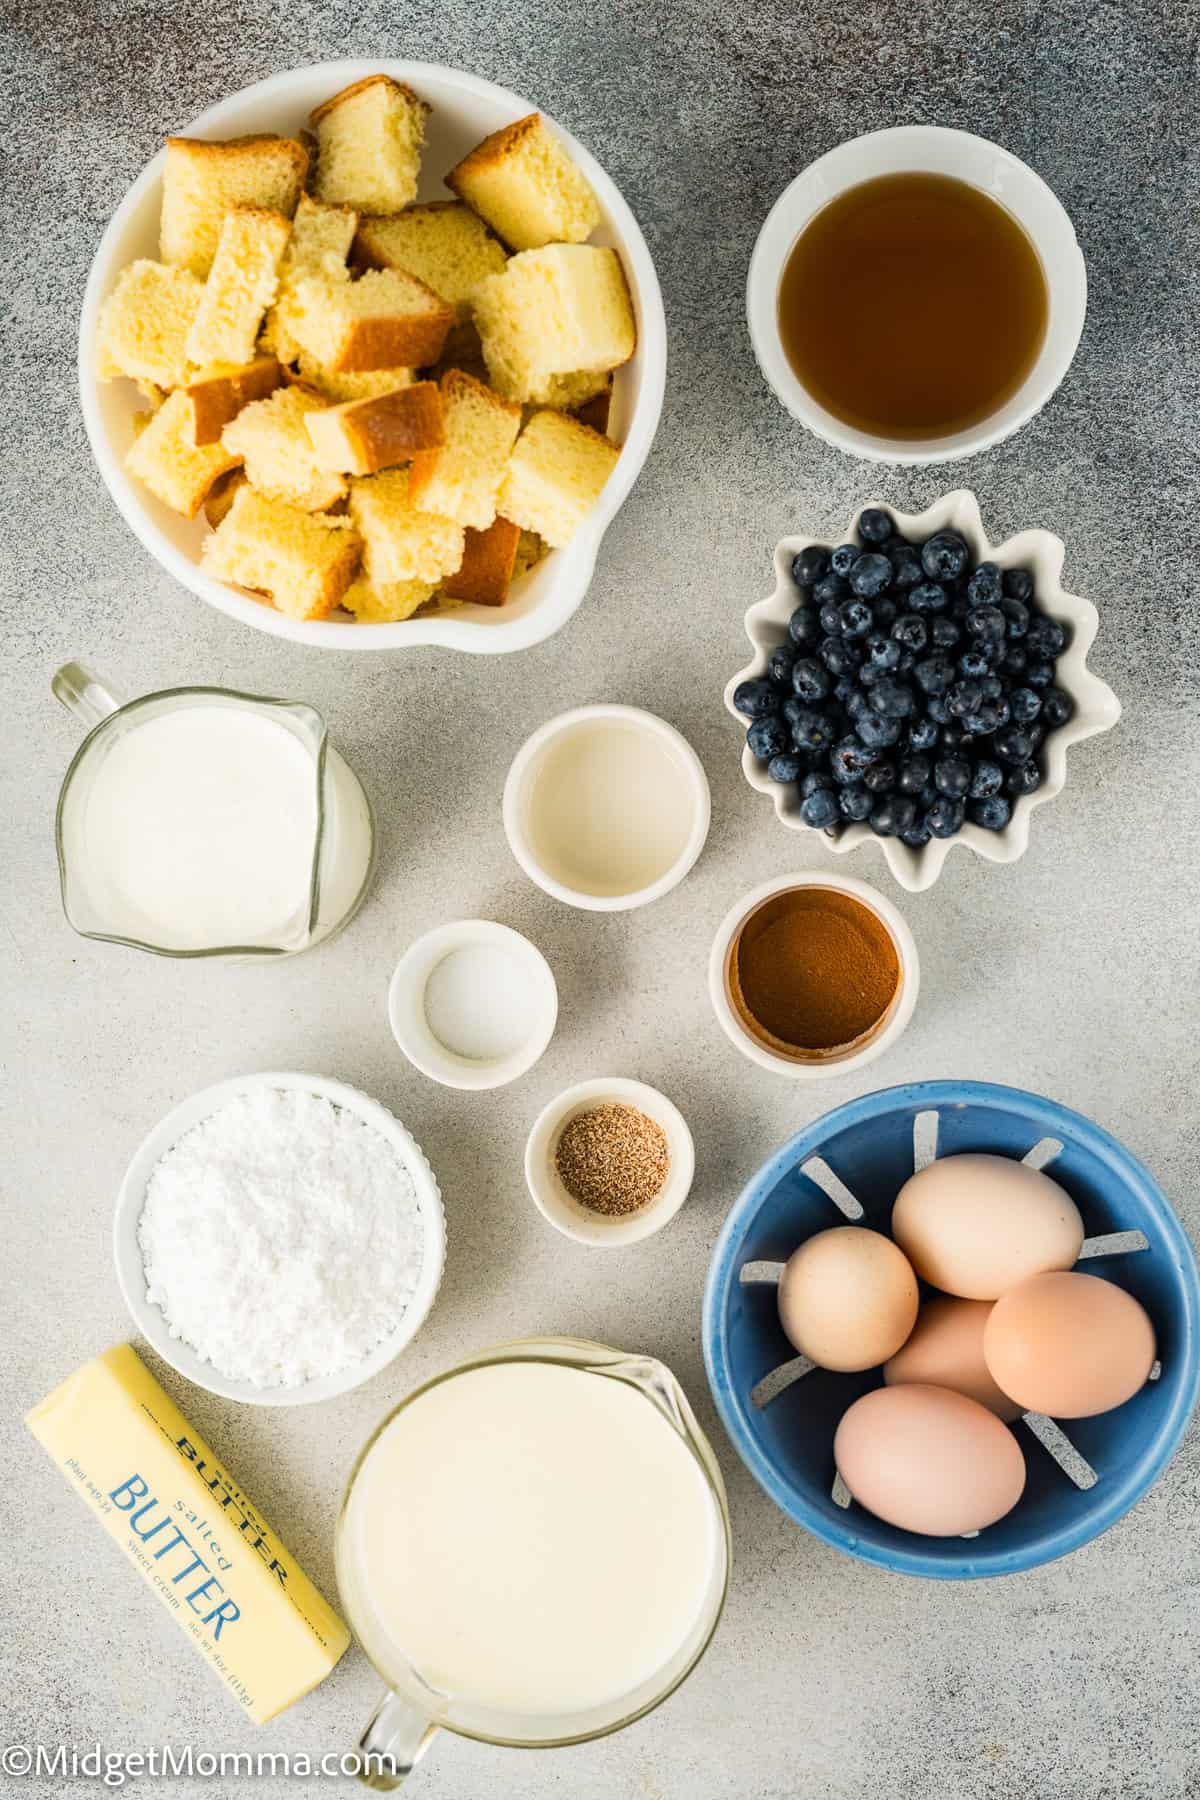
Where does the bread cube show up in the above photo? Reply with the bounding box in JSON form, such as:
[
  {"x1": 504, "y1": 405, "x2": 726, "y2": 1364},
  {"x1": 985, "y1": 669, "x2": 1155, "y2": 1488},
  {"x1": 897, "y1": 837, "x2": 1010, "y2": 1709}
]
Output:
[
  {"x1": 341, "y1": 575, "x2": 438, "y2": 623},
  {"x1": 124, "y1": 389, "x2": 241, "y2": 518},
  {"x1": 406, "y1": 369, "x2": 521, "y2": 530},
  {"x1": 286, "y1": 270, "x2": 452, "y2": 373},
  {"x1": 305, "y1": 382, "x2": 445, "y2": 477},
  {"x1": 311, "y1": 76, "x2": 428, "y2": 214},
  {"x1": 496, "y1": 409, "x2": 619, "y2": 548},
  {"x1": 264, "y1": 193, "x2": 359, "y2": 361},
  {"x1": 440, "y1": 516, "x2": 522, "y2": 607},
  {"x1": 354, "y1": 204, "x2": 507, "y2": 321},
  {"x1": 473, "y1": 245, "x2": 635, "y2": 403},
  {"x1": 203, "y1": 467, "x2": 248, "y2": 528},
  {"x1": 202, "y1": 484, "x2": 361, "y2": 620},
  {"x1": 221, "y1": 385, "x2": 346, "y2": 512},
  {"x1": 160, "y1": 134, "x2": 308, "y2": 276},
  {"x1": 95, "y1": 260, "x2": 205, "y2": 389},
  {"x1": 183, "y1": 356, "x2": 282, "y2": 444},
  {"x1": 293, "y1": 354, "x2": 415, "y2": 403},
  {"x1": 446, "y1": 114, "x2": 600, "y2": 251},
  {"x1": 184, "y1": 207, "x2": 290, "y2": 369},
  {"x1": 348, "y1": 469, "x2": 464, "y2": 586}
]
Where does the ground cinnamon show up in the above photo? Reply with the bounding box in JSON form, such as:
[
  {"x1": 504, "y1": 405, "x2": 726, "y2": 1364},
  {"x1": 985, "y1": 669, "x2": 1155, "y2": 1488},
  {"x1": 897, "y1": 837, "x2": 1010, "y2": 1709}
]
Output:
[{"x1": 730, "y1": 887, "x2": 900, "y2": 1057}]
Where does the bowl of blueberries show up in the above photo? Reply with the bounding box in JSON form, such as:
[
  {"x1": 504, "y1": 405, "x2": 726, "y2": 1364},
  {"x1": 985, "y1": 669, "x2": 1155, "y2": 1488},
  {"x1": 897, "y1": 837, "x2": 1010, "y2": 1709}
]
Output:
[{"x1": 727, "y1": 492, "x2": 1121, "y2": 892}]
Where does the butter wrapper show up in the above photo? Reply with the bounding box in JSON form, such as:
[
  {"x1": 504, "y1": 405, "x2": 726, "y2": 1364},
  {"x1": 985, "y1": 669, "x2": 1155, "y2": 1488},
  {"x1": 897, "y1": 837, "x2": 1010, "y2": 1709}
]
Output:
[{"x1": 27, "y1": 1344, "x2": 350, "y2": 1723}]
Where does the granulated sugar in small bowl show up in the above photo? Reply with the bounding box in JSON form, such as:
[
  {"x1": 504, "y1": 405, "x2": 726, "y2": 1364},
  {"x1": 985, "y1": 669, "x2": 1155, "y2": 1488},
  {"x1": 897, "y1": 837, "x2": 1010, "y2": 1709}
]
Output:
[{"x1": 113, "y1": 1072, "x2": 445, "y2": 1405}]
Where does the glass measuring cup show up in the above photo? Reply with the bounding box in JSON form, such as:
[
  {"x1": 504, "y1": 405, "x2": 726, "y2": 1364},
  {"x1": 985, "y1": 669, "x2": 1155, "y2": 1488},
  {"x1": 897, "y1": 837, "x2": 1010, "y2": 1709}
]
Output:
[
  {"x1": 336, "y1": 1337, "x2": 731, "y2": 1790},
  {"x1": 53, "y1": 662, "x2": 375, "y2": 957}
]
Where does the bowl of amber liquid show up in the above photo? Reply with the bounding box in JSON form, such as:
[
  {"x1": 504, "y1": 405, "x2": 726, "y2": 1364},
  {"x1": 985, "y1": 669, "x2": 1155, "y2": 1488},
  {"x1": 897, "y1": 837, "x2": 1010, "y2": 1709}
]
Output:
[{"x1": 747, "y1": 126, "x2": 1087, "y2": 464}]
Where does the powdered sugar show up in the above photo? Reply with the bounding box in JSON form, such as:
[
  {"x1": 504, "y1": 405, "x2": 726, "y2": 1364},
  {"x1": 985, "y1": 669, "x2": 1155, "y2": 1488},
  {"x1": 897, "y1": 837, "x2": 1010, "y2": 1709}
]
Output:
[{"x1": 138, "y1": 1087, "x2": 425, "y2": 1389}]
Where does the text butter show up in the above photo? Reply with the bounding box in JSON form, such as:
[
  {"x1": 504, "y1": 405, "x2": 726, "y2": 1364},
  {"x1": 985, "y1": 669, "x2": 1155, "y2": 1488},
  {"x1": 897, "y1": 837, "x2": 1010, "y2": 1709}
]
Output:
[{"x1": 26, "y1": 1344, "x2": 350, "y2": 1723}]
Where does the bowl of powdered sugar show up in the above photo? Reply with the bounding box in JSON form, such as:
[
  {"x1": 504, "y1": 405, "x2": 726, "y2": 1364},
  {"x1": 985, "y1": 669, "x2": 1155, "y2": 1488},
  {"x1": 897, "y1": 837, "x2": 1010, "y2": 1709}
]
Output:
[{"x1": 113, "y1": 1073, "x2": 445, "y2": 1405}]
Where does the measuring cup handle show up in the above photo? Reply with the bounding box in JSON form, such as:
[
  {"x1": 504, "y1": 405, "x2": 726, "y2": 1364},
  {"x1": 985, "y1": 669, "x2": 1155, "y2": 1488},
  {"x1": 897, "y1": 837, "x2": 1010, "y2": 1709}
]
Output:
[
  {"x1": 353, "y1": 1689, "x2": 439, "y2": 1790},
  {"x1": 51, "y1": 663, "x2": 123, "y2": 730}
]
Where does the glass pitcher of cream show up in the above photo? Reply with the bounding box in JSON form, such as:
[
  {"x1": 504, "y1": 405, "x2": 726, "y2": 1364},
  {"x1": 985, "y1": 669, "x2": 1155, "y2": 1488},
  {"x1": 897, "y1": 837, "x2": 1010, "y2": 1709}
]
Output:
[
  {"x1": 336, "y1": 1337, "x2": 731, "y2": 1789},
  {"x1": 53, "y1": 662, "x2": 375, "y2": 958}
]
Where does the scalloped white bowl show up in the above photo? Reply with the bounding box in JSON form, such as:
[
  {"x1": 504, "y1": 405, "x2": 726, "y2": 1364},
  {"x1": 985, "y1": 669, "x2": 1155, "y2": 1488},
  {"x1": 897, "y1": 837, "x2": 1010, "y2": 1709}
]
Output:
[
  {"x1": 725, "y1": 491, "x2": 1121, "y2": 893},
  {"x1": 80, "y1": 59, "x2": 666, "y2": 653}
]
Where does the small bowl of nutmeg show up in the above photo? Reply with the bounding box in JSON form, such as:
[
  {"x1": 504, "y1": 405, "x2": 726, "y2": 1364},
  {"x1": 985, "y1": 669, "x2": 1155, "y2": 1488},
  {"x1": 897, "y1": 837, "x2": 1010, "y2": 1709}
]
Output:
[{"x1": 524, "y1": 1077, "x2": 694, "y2": 1246}]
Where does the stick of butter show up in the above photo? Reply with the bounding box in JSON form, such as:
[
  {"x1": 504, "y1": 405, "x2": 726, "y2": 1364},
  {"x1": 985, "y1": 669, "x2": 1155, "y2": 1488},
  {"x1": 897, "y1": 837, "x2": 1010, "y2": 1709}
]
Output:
[{"x1": 26, "y1": 1344, "x2": 351, "y2": 1724}]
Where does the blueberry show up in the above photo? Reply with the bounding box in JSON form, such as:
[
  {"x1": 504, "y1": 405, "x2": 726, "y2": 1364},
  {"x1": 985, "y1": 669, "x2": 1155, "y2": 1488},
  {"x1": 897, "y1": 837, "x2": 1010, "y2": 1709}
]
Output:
[
  {"x1": 747, "y1": 715, "x2": 790, "y2": 759},
  {"x1": 898, "y1": 754, "x2": 932, "y2": 795},
  {"x1": 870, "y1": 794, "x2": 916, "y2": 837},
  {"x1": 839, "y1": 782, "x2": 874, "y2": 821},
  {"x1": 907, "y1": 716, "x2": 940, "y2": 753},
  {"x1": 859, "y1": 662, "x2": 886, "y2": 689},
  {"x1": 792, "y1": 657, "x2": 831, "y2": 702},
  {"x1": 844, "y1": 687, "x2": 873, "y2": 722},
  {"x1": 921, "y1": 530, "x2": 970, "y2": 582},
  {"x1": 1040, "y1": 687, "x2": 1074, "y2": 728},
  {"x1": 927, "y1": 794, "x2": 965, "y2": 838},
  {"x1": 966, "y1": 700, "x2": 1009, "y2": 736},
  {"x1": 849, "y1": 552, "x2": 892, "y2": 598},
  {"x1": 971, "y1": 795, "x2": 1012, "y2": 831},
  {"x1": 814, "y1": 573, "x2": 849, "y2": 607},
  {"x1": 892, "y1": 613, "x2": 928, "y2": 652},
  {"x1": 864, "y1": 760, "x2": 897, "y2": 793},
  {"x1": 791, "y1": 708, "x2": 838, "y2": 754},
  {"x1": 980, "y1": 674, "x2": 1004, "y2": 701},
  {"x1": 858, "y1": 508, "x2": 893, "y2": 545},
  {"x1": 926, "y1": 694, "x2": 952, "y2": 725},
  {"x1": 948, "y1": 679, "x2": 984, "y2": 717},
  {"x1": 800, "y1": 787, "x2": 840, "y2": 829},
  {"x1": 917, "y1": 779, "x2": 940, "y2": 810},
  {"x1": 856, "y1": 710, "x2": 902, "y2": 750},
  {"x1": 821, "y1": 639, "x2": 861, "y2": 678},
  {"x1": 766, "y1": 752, "x2": 804, "y2": 785},
  {"x1": 768, "y1": 643, "x2": 798, "y2": 685},
  {"x1": 931, "y1": 616, "x2": 962, "y2": 649},
  {"x1": 874, "y1": 596, "x2": 899, "y2": 628},
  {"x1": 793, "y1": 545, "x2": 830, "y2": 588},
  {"x1": 1000, "y1": 597, "x2": 1030, "y2": 639},
  {"x1": 800, "y1": 768, "x2": 835, "y2": 797},
  {"x1": 891, "y1": 548, "x2": 924, "y2": 590},
  {"x1": 934, "y1": 754, "x2": 971, "y2": 797},
  {"x1": 819, "y1": 601, "x2": 844, "y2": 635},
  {"x1": 1001, "y1": 646, "x2": 1028, "y2": 676},
  {"x1": 969, "y1": 760, "x2": 1004, "y2": 799},
  {"x1": 830, "y1": 544, "x2": 859, "y2": 578},
  {"x1": 1027, "y1": 722, "x2": 1047, "y2": 751},
  {"x1": 870, "y1": 678, "x2": 916, "y2": 719},
  {"x1": 912, "y1": 655, "x2": 953, "y2": 698},
  {"x1": 831, "y1": 736, "x2": 875, "y2": 783},
  {"x1": 788, "y1": 605, "x2": 822, "y2": 648},
  {"x1": 896, "y1": 650, "x2": 916, "y2": 675},
  {"x1": 842, "y1": 598, "x2": 875, "y2": 639},
  {"x1": 1026, "y1": 617, "x2": 1067, "y2": 659},
  {"x1": 1002, "y1": 568, "x2": 1034, "y2": 602},
  {"x1": 958, "y1": 648, "x2": 991, "y2": 680},
  {"x1": 966, "y1": 562, "x2": 1002, "y2": 605},
  {"x1": 1006, "y1": 761, "x2": 1042, "y2": 797},
  {"x1": 993, "y1": 724, "x2": 1035, "y2": 764},
  {"x1": 733, "y1": 678, "x2": 777, "y2": 719},
  {"x1": 900, "y1": 816, "x2": 933, "y2": 848},
  {"x1": 1025, "y1": 660, "x2": 1055, "y2": 689},
  {"x1": 966, "y1": 604, "x2": 1006, "y2": 640},
  {"x1": 909, "y1": 580, "x2": 948, "y2": 613},
  {"x1": 866, "y1": 632, "x2": 902, "y2": 670},
  {"x1": 1009, "y1": 687, "x2": 1041, "y2": 724},
  {"x1": 939, "y1": 721, "x2": 969, "y2": 751}
]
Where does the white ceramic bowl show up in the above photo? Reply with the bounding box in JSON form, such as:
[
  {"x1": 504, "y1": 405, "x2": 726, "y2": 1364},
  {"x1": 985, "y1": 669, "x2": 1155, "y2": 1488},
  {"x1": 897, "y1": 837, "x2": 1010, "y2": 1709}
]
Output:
[
  {"x1": 525, "y1": 1077, "x2": 695, "y2": 1246},
  {"x1": 113, "y1": 1072, "x2": 446, "y2": 1405},
  {"x1": 503, "y1": 704, "x2": 712, "y2": 911},
  {"x1": 747, "y1": 126, "x2": 1087, "y2": 464},
  {"x1": 726, "y1": 491, "x2": 1121, "y2": 893},
  {"x1": 80, "y1": 58, "x2": 667, "y2": 653},
  {"x1": 388, "y1": 918, "x2": 558, "y2": 1090},
  {"x1": 708, "y1": 872, "x2": 920, "y2": 1080}
]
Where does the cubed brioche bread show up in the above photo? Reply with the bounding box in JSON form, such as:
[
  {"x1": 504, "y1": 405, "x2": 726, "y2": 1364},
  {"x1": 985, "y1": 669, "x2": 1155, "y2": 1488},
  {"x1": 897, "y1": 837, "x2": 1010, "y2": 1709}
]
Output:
[
  {"x1": 286, "y1": 270, "x2": 452, "y2": 373},
  {"x1": 354, "y1": 205, "x2": 507, "y2": 321},
  {"x1": 185, "y1": 208, "x2": 291, "y2": 368},
  {"x1": 160, "y1": 134, "x2": 308, "y2": 276},
  {"x1": 96, "y1": 260, "x2": 205, "y2": 388},
  {"x1": 473, "y1": 245, "x2": 635, "y2": 402},
  {"x1": 305, "y1": 382, "x2": 445, "y2": 476},
  {"x1": 221, "y1": 385, "x2": 346, "y2": 511},
  {"x1": 348, "y1": 468, "x2": 464, "y2": 586},
  {"x1": 264, "y1": 193, "x2": 358, "y2": 361},
  {"x1": 341, "y1": 574, "x2": 438, "y2": 623},
  {"x1": 541, "y1": 368, "x2": 612, "y2": 413},
  {"x1": 183, "y1": 356, "x2": 282, "y2": 443},
  {"x1": 124, "y1": 389, "x2": 241, "y2": 518},
  {"x1": 446, "y1": 113, "x2": 600, "y2": 251},
  {"x1": 406, "y1": 369, "x2": 521, "y2": 529},
  {"x1": 203, "y1": 466, "x2": 249, "y2": 528},
  {"x1": 202, "y1": 484, "x2": 361, "y2": 620},
  {"x1": 496, "y1": 409, "x2": 618, "y2": 548},
  {"x1": 293, "y1": 354, "x2": 415, "y2": 403},
  {"x1": 440, "y1": 515, "x2": 521, "y2": 606},
  {"x1": 311, "y1": 76, "x2": 428, "y2": 213}
]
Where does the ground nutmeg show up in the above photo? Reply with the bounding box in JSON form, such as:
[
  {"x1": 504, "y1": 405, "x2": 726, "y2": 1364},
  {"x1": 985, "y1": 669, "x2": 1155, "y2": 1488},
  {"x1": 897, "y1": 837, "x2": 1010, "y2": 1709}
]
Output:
[{"x1": 730, "y1": 887, "x2": 901, "y2": 1057}]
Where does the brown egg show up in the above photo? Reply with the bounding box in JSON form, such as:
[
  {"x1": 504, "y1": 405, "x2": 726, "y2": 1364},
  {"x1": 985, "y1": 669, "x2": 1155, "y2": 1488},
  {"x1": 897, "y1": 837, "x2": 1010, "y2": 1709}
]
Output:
[
  {"x1": 891, "y1": 1153, "x2": 1084, "y2": 1300},
  {"x1": 778, "y1": 1226, "x2": 918, "y2": 1372},
  {"x1": 983, "y1": 1271, "x2": 1156, "y2": 1418},
  {"x1": 884, "y1": 1296, "x2": 1022, "y2": 1420},
  {"x1": 834, "y1": 1383, "x2": 1026, "y2": 1536}
]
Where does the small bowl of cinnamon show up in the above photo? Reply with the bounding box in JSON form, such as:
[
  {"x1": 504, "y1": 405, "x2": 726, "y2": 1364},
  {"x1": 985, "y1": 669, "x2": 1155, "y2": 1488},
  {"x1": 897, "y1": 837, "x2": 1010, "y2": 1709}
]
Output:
[{"x1": 708, "y1": 873, "x2": 918, "y2": 1079}]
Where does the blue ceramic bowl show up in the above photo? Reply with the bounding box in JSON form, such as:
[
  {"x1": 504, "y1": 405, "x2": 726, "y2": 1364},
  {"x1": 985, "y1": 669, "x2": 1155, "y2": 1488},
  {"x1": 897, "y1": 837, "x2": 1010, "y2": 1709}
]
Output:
[{"x1": 703, "y1": 1081, "x2": 1200, "y2": 1578}]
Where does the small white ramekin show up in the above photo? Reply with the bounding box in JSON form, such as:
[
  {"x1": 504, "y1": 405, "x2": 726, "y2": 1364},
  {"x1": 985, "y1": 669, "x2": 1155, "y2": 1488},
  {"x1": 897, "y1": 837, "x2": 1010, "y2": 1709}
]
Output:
[
  {"x1": 113, "y1": 1072, "x2": 446, "y2": 1406},
  {"x1": 708, "y1": 873, "x2": 920, "y2": 1081},
  {"x1": 387, "y1": 919, "x2": 558, "y2": 1090},
  {"x1": 502, "y1": 705, "x2": 711, "y2": 912},
  {"x1": 747, "y1": 125, "x2": 1087, "y2": 464},
  {"x1": 525, "y1": 1077, "x2": 695, "y2": 1246}
]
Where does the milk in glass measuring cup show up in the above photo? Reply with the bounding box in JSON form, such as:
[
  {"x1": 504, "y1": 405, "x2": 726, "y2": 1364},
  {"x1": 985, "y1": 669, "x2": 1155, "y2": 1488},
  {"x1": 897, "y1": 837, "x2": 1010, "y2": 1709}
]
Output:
[
  {"x1": 336, "y1": 1337, "x2": 730, "y2": 1789},
  {"x1": 53, "y1": 663, "x2": 374, "y2": 957}
]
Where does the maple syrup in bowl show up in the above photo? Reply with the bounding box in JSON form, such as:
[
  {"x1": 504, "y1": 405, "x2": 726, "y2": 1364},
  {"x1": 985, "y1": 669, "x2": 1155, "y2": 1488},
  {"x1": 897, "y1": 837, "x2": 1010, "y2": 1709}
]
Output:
[{"x1": 747, "y1": 127, "x2": 1086, "y2": 464}]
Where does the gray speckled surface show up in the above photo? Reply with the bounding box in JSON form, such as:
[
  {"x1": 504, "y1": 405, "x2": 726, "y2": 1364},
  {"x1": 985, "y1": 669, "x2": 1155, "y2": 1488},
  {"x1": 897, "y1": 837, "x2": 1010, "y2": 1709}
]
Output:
[{"x1": 3, "y1": 2, "x2": 1200, "y2": 1795}]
